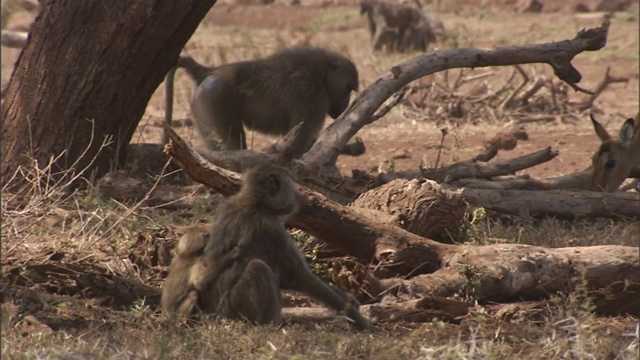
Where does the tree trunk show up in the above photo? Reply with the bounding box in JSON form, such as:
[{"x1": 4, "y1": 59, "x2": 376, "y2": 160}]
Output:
[{"x1": 1, "y1": 0, "x2": 215, "y2": 189}]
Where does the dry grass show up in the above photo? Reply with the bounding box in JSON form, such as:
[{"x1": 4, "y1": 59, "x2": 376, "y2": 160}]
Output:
[
  {"x1": 2, "y1": 163, "x2": 639, "y2": 358},
  {"x1": 468, "y1": 214, "x2": 640, "y2": 248},
  {"x1": 2, "y1": 279, "x2": 639, "y2": 359},
  {"x1": 1, "y1": 299, "x2": 638, "y2": 359},
  {"x1": 2, "y1": 1, "x2": 639, "y2": 359}
]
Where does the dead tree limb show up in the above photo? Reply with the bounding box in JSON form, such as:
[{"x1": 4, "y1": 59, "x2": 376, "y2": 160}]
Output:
[
  {"x1": 302, "y1": 19, "x2": 609, "y2": 171},
  {"x1": 351, "y1": 178, "x2": 468, "y2": 239},
  {"x1": 163, "y1": 125, "x2": 456, "y2": 274},
  {"x1": 388, "y1": 147, "x2": 559, "y2": 183},
  {"x1": 574, "y1": 66, "x2": 630, "y2": 111},
  {"x1": 454, "y1": 168, "x2": 592, "y2": 190},
  {"x1": 440, "y1": 147, "x2": 558, "y2": 183},
  {"x1": 283, "y1": 296, "x2": 473, "y2": 325},
  {"x1": 459, "y1": 187, "x2": 640, "y2": 219},
  {"x1": 163, "y1": 126, "x2": 639, "y2": 302},
  {"x1": 382, "y1": 244, "x2": 640, "y2": 305}
]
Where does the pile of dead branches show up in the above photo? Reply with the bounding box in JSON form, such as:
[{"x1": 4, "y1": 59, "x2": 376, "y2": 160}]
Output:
[{"x1": 402, "y1": 65, "x2": 629, "y2": 126}]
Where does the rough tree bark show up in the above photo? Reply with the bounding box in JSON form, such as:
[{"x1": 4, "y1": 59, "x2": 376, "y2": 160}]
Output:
[
  {"x1": 460, "y1": 187, "x2": 640, "y2": 219},
  {"x1": 1, "y1": 1, "x2": 216, "y2": 189},
  {"x1": 350, "y1": 178, "x2": 468, "y2": 239}
]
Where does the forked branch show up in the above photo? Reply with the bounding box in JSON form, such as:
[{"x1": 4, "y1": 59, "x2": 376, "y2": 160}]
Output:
[{"x1": 304, "y1": 18, "x2": 610, "y2": 169}]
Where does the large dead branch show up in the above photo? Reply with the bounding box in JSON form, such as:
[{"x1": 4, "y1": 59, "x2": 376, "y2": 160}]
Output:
[
  {"x1": 287, "y1": 288, "x2": 639, "y2": 324},
  {"x1": 452, "y1": 166, "x2": 639, "y2": 192},
  {"x1": 351, "y1": 174, "x2": 638, "y2": 220},
  {"x1": 454, "y1": 169, "x2": 591, "y2": 190},
  {"x1": 573, "y1": 66, "x2": 630, "y2": 111},
  {"x1": 163, "y1": 127, "x2": 639, "y2": 308},
  {"x1": 460, "y1": 187, "x2": 640, "y2": 219},
  {"x1": 351, "y1": 178, "x2": 467, "y2": 239},
  {"x1": 391, "y1": 147, "x2": 558, "y2": 183},
  {"x1": 302, "y1": 19, "x2": 609, "y2": 171},
  {"x1": 283, "y1": 296, "x2": 473, "y2": 325},
  {"x1": 162, "y1": 126, "x2": 455, "y2": 274},
  {"x1": 381, "y1": 244, "x2": 639, "y2": 308}
]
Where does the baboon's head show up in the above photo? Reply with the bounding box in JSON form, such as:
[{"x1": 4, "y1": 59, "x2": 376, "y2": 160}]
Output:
[
  {"x1": 326, "y1": 57, "x2": 359, "y2": 119},
  {"x1": 241, "y1": 163, "x2": 300, "y2": 217},
  {"x1": 360, "y1": 0, "x2": 374, "y2": 13}
]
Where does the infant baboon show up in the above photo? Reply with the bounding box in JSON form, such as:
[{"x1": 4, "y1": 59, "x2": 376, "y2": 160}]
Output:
[
  {"x1": 161, "y1": 227, "x2": 209, "y2": 319},
  {"x1": 164, "y1": 47, "x2": 363, "y2": 159},
  {"x1": 162, "y1": 226, "x2": 246, "y2": 319},
  {"x1": 161, "y1": 163, "x2": 374, "y2": 330}
]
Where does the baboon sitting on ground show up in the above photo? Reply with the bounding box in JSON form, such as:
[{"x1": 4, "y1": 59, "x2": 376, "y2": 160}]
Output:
[{"x1": 161, "y1": 163, "x2": 375, "y2": 331}]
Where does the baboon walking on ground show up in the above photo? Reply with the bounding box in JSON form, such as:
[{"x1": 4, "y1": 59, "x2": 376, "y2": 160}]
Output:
[
  {"x1": 161, "y1": 163, "x2": 375, "y2": 331},
  {"x1": 360, "y1": 0, "x2": 420, "y2": 51},
  {"x1": 360, "y1": 0, "x2": 441, "y2": 53},
  {"x1": 164, "y1": 47, "x2": 364, "y2": 159},
  {"x1": 399, "y1": 14, "x2": 437, "y2": 52}
]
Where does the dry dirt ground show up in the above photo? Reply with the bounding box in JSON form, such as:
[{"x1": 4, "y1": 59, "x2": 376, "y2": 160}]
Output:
[{"x1": 2, "y1": 1, "x2": 639, "y2": 359}]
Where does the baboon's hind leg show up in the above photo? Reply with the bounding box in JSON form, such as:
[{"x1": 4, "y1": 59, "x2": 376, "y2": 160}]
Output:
[
  {"x1": 219, "y1": 259, "x2": 282, "y2": 325},
  {"x1": 175, "y1": 290, "x2": 200, "y2": 319}
]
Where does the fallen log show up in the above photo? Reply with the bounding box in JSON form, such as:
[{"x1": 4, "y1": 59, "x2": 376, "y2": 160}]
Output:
[
  {"x1": 454, "y1": 169, "x2": 591, "y2": 190},
  {"x1": 459, "y1": 187, "x2": 640, "y2": 219},
  {"x1": 351, "y1": 178, "x2": 467, "y2": 239},
  {"x1": 97, "y1": 171, "x2": 219, "y2": 210},
  {"x1": 379, "y1": 244, "x2": 639, "y2": 304},
  {"x1": 162, "y1": 126, "x2": 640, "y2": 309}
]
